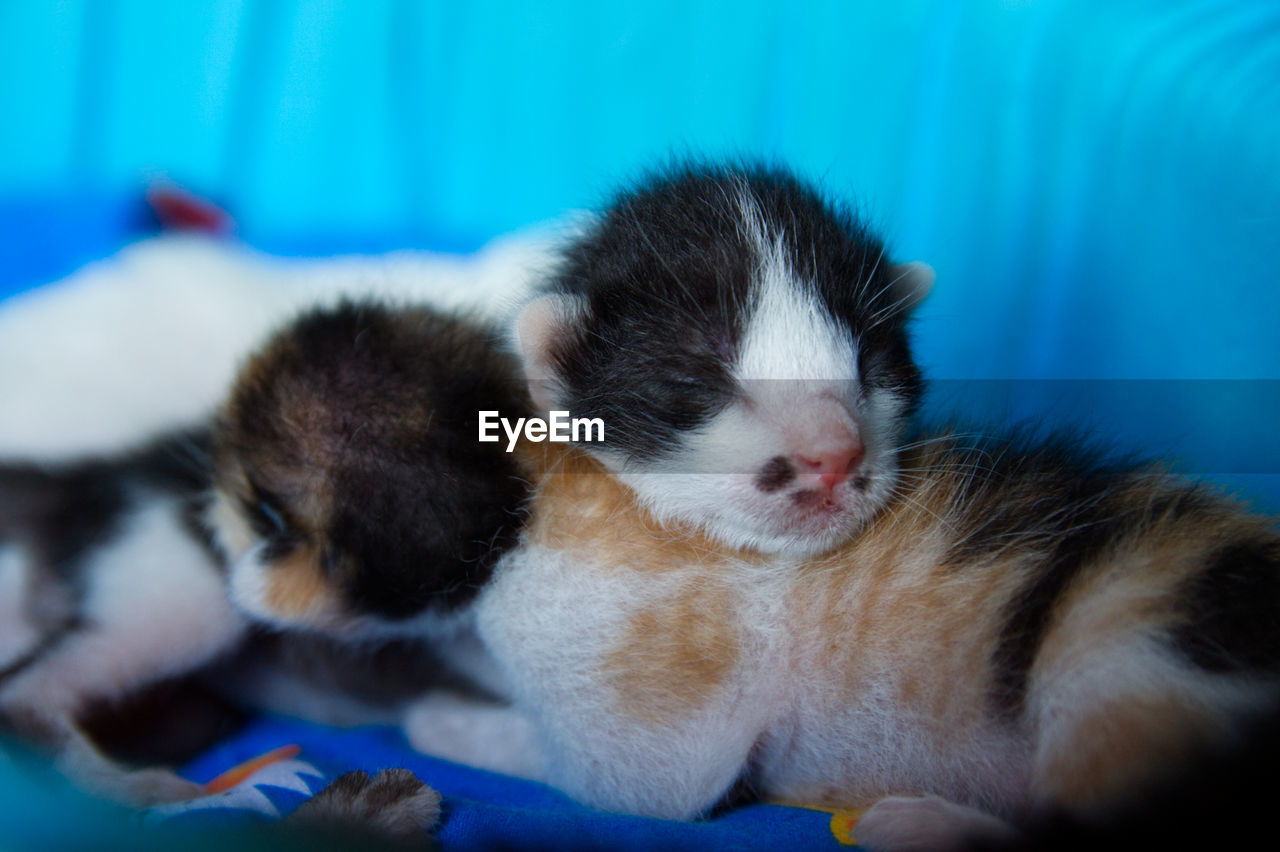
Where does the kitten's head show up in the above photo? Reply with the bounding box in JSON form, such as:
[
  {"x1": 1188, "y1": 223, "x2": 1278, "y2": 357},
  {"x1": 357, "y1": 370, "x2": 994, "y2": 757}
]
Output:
[
  {"x1": 208, "y1": 301, "x2": 531, "y2": 640},
  {"x1": 517, "y1": 164, "x2": 931, "y2": 557}
]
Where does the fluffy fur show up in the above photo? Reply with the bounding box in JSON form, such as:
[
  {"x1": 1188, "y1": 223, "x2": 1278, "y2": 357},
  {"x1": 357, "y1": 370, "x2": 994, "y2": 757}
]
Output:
[
  {"x1": 0, "y1": 430, "x2": 242, "y2": 803},
  {"x1": 405, "y1": 164, "x2": 1280, "y2": 850},
  {"x1": 0, "y1": 229, "x2": 557, "y2": 459},
  {"x1": 209, "y1": 300, "x2": 534, "y2": 641},
  {"x1": 516, "y1": 164, "x2": 932, "y2": 557},
  {"x1": 0, "y1": 299, "x2": 535, "y2": 805}
]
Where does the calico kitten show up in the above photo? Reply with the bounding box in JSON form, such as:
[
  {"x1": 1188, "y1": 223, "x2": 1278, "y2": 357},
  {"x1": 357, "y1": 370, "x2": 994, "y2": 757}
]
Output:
[
  {"x1": 403, "y1": 164, "x2": 1280, "y2": 850},
  {"x1": 207, "y1": 299, "x2": 533, "y2": 644},
  {"x1": 515, "y1": 164, "x2": 932, "y2": 558},
  {"x1": 0, "y1": 298, "x2": 532, "y2": 809}
]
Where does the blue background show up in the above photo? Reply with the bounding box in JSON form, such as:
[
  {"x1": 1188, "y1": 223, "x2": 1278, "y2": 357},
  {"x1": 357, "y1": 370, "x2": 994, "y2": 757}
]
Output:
[{"x1": 0, "y1": 0, "x2": 1277, "y2": 499}]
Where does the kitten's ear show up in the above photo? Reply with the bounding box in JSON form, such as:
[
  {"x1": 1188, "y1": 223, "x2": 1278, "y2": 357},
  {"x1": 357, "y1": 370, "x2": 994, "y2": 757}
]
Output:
[
  {"x1": 889, "y1": 261, "x2": 934, "y2": 311},
  {"x1": 514, "y1": 293, "x2": 584, "y2": 413}
]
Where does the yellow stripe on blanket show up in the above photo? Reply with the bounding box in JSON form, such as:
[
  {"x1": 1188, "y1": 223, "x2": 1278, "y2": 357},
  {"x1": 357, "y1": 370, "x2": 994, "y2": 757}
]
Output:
[{"x1": 768, "y1": 801, "x2": 866, "y2": 846}]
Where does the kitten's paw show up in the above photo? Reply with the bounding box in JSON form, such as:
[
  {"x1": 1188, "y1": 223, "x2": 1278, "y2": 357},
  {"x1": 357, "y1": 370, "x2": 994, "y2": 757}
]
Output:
[
  {"x1": 55, "y1": 743, "x2": 204, "y2": 806},
  {"x1": 289, "y1": 768, "x2": 441, "y2": 839},
  {"x1": 856, "y1": 795, "x2": 1021, "y2": 852},
  {"x1": 113, "y1": 767, "x2": 205, "y2": 806}
]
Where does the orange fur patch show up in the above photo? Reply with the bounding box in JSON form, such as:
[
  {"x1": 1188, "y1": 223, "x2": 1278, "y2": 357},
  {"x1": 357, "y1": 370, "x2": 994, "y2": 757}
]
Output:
[
  {"x1": 522, "y1": 442, "x2": 758, "y2": 573},
  {"x1": 785, "y1": 458, "x2": 1033, "y2": 740},
  {"x1": 262, "y1": 545, "x2": 338, "y2": 619},
  {"x1": 604, "y1": 577, "x2": 740, "y2": 725},
  {"x1": 518, "y1": 443, "x2": 746, "y2": 724},
  {"x1": 1032, "y1": 693, "x2": 1222, "y2": 811}
]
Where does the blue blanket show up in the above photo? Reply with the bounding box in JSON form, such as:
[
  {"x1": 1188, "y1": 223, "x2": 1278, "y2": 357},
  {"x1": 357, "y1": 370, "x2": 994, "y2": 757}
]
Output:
[
  {"x1": 2, "y1": 714, "x2": 850, "y2": 850},
  {"x1": 162, "y1": 714, "x2": 846, "y2": 850}
]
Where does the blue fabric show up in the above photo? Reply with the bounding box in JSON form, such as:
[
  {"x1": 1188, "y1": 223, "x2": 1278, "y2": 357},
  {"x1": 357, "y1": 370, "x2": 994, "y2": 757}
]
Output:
[
  {"x1": 175, "y1": 715, "x2": 841, "y2": 851},
  {"x1": 0, "y1": 190, "x2": 153, "y2": 303},
  {"x1": 2, "y1": 717, "x2": 846, "y2": 849}
]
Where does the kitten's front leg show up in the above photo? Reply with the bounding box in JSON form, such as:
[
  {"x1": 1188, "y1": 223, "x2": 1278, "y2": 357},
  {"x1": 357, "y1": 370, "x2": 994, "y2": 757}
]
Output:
[
  {"x1": 402, "y1": 691, "x2": 548, "y2": 781},
  {"x1": 403, "y1": 686, "x2": 762, "y2": 820},
  {"x1": 542, "y1": 707, "x2": 762, "y2": 820},
  {"x1": 56, "y1": 729, "x2": 205, "y2": 805}
]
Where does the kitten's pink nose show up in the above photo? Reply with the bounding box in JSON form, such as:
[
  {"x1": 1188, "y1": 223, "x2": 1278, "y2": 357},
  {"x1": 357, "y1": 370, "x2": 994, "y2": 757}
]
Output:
[{"x1": 796, "y1": 440, "x2": 865, "y2": 490}]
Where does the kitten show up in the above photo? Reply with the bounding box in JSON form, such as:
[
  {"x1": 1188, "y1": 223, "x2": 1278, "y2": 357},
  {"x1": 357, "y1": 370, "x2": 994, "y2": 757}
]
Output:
[
  {"x1": 206, "y1": 298, "x2": 534, "y2": 706},
  {"x1": 207, "y1": 299, "x2": 532, "y2": 646},
  {"x1": 0, "y1": 428, "x2": 241, "y2": 803},
  {"x1": 515, "y1": 163, "x2": 931, "y2": 557},
  {"x1": 0, "y1": 298, "x2": 532, "y2": 809},
  {"x1": 403, "y1": 163, "x2": 1280, "y2": 850}
]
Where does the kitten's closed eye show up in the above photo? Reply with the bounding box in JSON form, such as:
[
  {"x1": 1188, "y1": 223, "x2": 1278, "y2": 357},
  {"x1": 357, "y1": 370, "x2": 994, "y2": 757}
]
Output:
[{"x1": 242, "y1": 491, "x2": 290, "y2": 539}]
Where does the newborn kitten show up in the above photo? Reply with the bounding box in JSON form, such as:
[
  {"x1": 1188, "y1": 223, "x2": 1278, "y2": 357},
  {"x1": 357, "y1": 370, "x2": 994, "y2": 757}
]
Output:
[
  {"x1": 515, "y1": 163, "x2": 931, "y2": 557},
  {"x1": 206, "y1": 298, "x2": 535, "y2": 707},
  {"x1": 405, "y1": 163, "x2": 1280, "y2": 851},
  {"x1": 0, "y1": 298, "x2": 532, "y2": 807},
  {"x1": 207, "y1": 299, "x2": 532, "y2": 645}
]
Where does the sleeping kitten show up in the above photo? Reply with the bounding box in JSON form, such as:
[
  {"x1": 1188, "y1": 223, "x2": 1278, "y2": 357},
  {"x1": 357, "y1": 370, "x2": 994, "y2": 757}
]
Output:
[
  {"x1": 0, "y1": 298, "x2": 532, "y2": 808},
  {"x1": 205, "y1": 298, "x2": 534, "y2": 707},
  {"x1": 402, "y1": 164, "x2": 1280, "y2": 850},
  {"x1": 207, "y1": 299, "x2": 532, "y2": 646},
  {"x1": 515, "y1": 163, "x2": 931, "y2": 557}
]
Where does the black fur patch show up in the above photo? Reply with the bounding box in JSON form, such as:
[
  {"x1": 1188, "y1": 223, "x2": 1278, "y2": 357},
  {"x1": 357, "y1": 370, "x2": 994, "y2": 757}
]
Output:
[
  {"x1": 0, "y1": 462, "x2": 126, "y2": 576},
  {"x1": 216, "y1": 301, "x2": 533, "y2": 619},
  {"x1": 545, "y1": 162, "x2": 923, "y2": 462},
  {"x1": 913, "y1": 428, "x2": 1160, "y2": 720},
  {"x1": 988, "y1": 497, "x2": 1130, "y2": 721},
  {"x1": 0, "y1": 428, "x2": 214, "y2": 577},
  {"x1": 80, "y1": 677, "x2": 248, "y2": 767},
  {"x1": 972, "y1": 429, "x2": 1237, "y2": 719},
  {"x1": 1172, "y1": 538, "x2": 1280, "y2": 674},
  {"x1": 755, "y1": 456, "x2": 795, "y2": 492}
]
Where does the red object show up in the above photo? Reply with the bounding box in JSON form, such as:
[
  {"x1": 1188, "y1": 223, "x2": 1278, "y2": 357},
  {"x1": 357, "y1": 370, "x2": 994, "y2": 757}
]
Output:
[{"x1": 146, "y1": 186, "x2": 235, "y2": 235}]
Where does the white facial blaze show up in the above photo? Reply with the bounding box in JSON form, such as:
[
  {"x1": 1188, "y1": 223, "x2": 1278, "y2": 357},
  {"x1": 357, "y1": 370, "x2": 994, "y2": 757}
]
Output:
[
  {"x1": 607, "y1": 191, "x2": 900, "y2": 556},
  {"x1": 735, "y1": 191, "x2": 860, "y2": 386}
]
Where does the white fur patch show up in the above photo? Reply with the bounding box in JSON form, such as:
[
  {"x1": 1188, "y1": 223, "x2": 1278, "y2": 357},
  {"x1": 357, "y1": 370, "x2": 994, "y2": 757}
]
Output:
[
  {"x1": 0, "y1": 543, "x2": 42, "y2": 668},
  {"x1": 403, "y1": 692, "x2": 547, "y2": 780},
  {"x1": 0, "y1": 497, "x2": 245, "y2": 718},
  {"x1": 735, "y1": 190, "x2": 859, "y2": 385},
  {"x1": 0, "y1": 228, "x2": 562, "y2": 460},
  {"x1": 472, "y1": 545, "x2": 792, "y2": 819}
]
